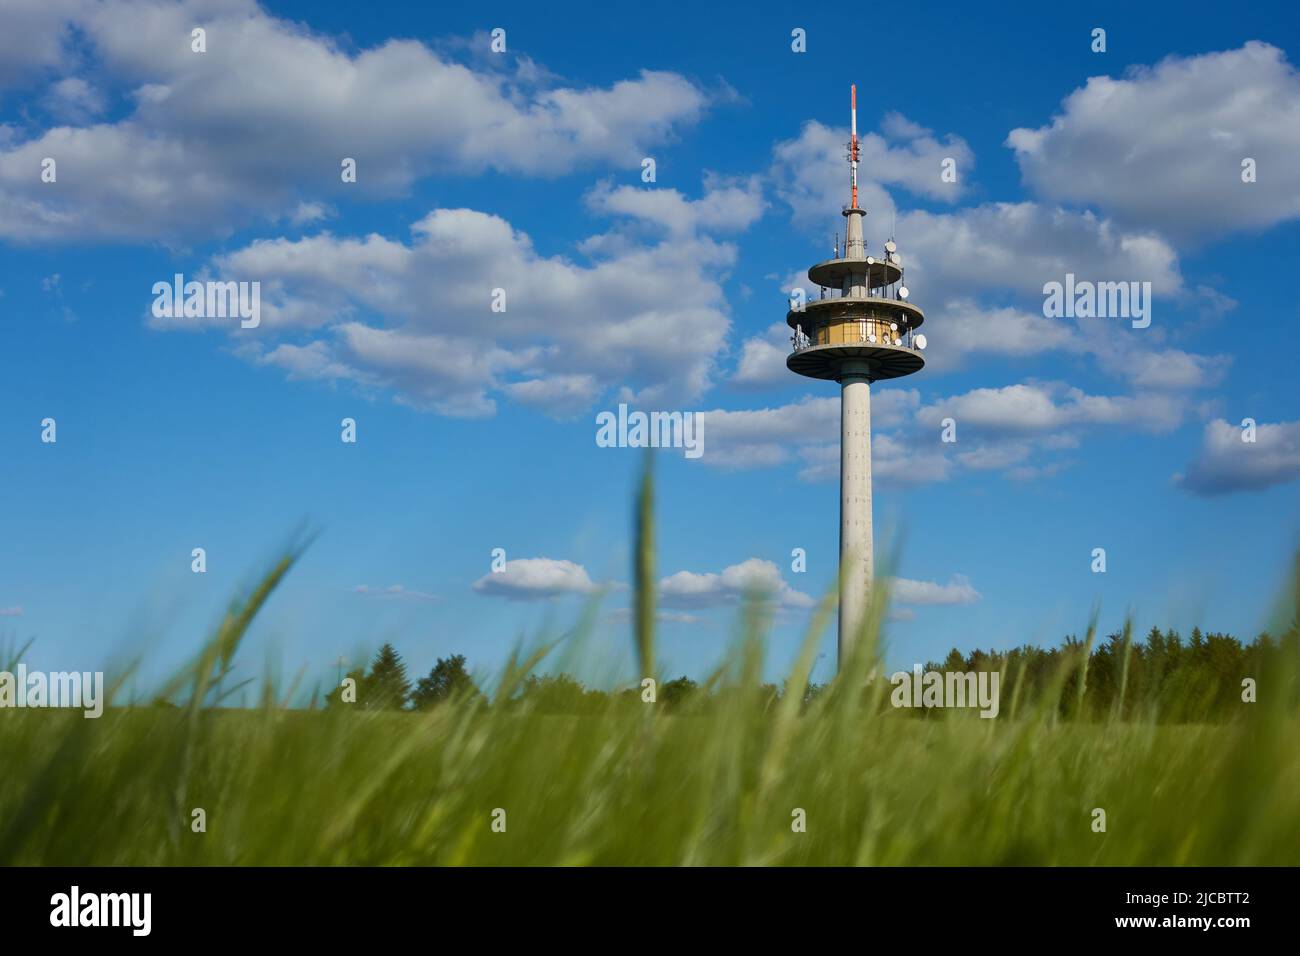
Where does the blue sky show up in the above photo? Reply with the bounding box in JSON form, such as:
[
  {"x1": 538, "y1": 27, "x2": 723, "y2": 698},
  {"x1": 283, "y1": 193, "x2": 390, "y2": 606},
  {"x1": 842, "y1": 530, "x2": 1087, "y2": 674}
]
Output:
[{"x1": 1, "y1": 0, "x2": 1298, "y2": 695}]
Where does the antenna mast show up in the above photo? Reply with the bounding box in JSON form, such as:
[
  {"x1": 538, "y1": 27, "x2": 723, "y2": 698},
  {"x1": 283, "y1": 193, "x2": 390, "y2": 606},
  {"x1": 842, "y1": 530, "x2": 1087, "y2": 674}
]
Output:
[{"x1": 849, "y1": 84, "x2": 860, "y2": 209}]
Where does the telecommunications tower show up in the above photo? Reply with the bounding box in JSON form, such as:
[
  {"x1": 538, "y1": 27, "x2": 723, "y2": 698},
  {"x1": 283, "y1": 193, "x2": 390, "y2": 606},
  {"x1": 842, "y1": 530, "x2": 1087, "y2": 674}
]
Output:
[{"x1": 786, "y1": 85, "x2": 928, "y2": 671}]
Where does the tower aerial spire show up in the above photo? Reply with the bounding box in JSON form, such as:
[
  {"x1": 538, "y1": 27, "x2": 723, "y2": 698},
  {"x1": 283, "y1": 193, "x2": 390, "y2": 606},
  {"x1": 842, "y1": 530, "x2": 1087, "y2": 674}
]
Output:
[
  {"x1": 849, "y1": 84, "x2": 859, "y2": 209},
  {"x1": 786, "y1": 85, "x2": 930, "y2": 671}
]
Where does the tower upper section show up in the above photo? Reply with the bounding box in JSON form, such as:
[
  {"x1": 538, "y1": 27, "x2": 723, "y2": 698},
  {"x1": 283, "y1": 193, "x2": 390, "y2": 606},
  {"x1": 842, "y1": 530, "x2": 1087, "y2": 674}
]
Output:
[{"x1": 786, "y1": 86, "x2": 929, "y2": 383}]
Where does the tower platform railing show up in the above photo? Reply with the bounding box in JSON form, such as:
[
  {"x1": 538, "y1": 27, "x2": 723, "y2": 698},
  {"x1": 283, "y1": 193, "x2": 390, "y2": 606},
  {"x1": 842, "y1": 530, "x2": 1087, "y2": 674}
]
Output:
[{"x1": 790, "y1": 326, "x2": 921, "y2": 353}]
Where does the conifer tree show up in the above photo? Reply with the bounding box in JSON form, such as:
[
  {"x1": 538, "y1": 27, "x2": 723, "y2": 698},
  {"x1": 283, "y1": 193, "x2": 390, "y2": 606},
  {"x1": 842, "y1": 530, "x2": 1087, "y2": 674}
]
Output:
[{"x1": 365, "y1": 643, "x2": 411, "y2": 710}]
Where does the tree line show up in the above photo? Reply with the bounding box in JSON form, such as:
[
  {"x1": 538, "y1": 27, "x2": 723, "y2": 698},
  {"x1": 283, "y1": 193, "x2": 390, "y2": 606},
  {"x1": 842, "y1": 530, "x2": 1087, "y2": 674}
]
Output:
[
  {"x1": 325, "y1": 625, "x2": 1296, "y2": 722},
  {"x1": 925, "y1": 626, "x2": 1292, "y2": 722}
]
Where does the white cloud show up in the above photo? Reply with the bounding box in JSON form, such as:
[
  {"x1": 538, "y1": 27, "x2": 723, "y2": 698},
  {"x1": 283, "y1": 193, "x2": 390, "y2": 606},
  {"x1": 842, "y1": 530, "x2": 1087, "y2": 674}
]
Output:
[
  {"x1": 0, "y1": 0, "x2": 710, "y2": 241},
  {"x1": 730, "y1": 322, "x2": 796, "y2": 389},
  {"x1": 794, "y1": 434, "x2": 954, "y2": 485},
  {"x1": 916, "y1": 382, "x2": 1189, "y2": 435},
  {"x1": 913, "y1": 299, "x2": 1086, "y2": 375},
  {"x1": 699, "y1": 391, "x2": 920, "y2": 470},
  {"x1": 771, "y1": 115, "x2": 972, "y2": 228},
  {"x1": 895, "y1": 202, "x2": 1183, "y2": 307},
  {"x1": 41, "y1": 77, "x2": 106, "y2": 123},
  {"x1": 954, "y1": 441, "x2": 1032, "y2": 472},
  {"x1": 1097, "y1": 348, "x2": 1232, "y2": 391},
  {"x1": 890, "y1": 574, "x2": 981, "y2": 606},
  {"x1": 658, "y1": 558, "x2": 813, "y2": 610},
  {"x1": 286, "y1": 201, "x2": 330, "y2": 228},
  {"x1": 199, "y1": 205, "x2": 734, "y2": 416},
  {"x1": 867, "y1": 433, "x2": 955, "y2": 484},
  {"x1": 1176, "y1": 418, "x2": 1300, "y2": 495},
  {"x1": 0, "y1": 0, "x2": 85, "y2": 86},
  {"x1": 701, "y1": 379, "x2": 1196, "y2": 486},
  {"x1": 472, "y1": 558, "x2": 605, "y2": 601},
  {"x1": 1007, "y1": 43, "x2": 1300, "y2": 242},
  {"x1": 504, "y1": 375, "x2": 602, "y2": 418},
  {"x1": 0, "y1": 605, "x2": 23, "y2": 617},
  {"x1": 584, "y1": 174, "x2": 765, "y2": 236}
]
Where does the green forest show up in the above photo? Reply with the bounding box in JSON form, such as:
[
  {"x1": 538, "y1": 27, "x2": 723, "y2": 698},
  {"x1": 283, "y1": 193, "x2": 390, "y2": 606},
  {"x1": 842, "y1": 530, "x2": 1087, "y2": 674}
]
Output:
[{"x1": 326, "y1": 623, "x2": 1285, "y2": 723}]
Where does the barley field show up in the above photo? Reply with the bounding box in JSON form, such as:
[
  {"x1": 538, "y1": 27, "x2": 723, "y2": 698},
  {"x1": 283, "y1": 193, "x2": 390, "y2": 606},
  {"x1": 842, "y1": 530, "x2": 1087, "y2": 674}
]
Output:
[{"x1": 2, "y1": 469, "x2": 1296, "y2": 866}]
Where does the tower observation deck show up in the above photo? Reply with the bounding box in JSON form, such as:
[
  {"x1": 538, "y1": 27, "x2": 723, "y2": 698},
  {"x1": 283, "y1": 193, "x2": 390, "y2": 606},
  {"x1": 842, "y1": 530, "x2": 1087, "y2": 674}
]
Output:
[{"x1": 786, "y1": 85, "x2": 928, "y2": 671}]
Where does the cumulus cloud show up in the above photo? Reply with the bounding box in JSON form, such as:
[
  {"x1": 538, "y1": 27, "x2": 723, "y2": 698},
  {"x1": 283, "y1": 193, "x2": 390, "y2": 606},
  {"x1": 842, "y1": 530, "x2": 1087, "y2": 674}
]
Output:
[
  {"x1": 0, "y1": 0, "x2": 711, "y2": 241},
  {"x1": 695, "y1": 391, "x2": 970, "y2": 484},
  {"x1": 1096, "y1": 347, "x2": 1232, "y2": 391},
  {"x1": 503, "y1": 375, "x2": 602, "y2": 418},
  {"x1": 771, "y1": 115, "x2": 972, "y2": 228},
  {"x1": 890, "y1": 574, "x2": 981, "y2": 606},
  {"x1": 698, "y1": 391, "x2": 920, "y2": 470},
  {"x1": 193, "y1": 203, "x2": 735, "y2": 416},
  {"x1": 472, "y1": 558, "x2": 606, "y2": 601},
  {"x1": 730, "y1": 322, "x2": 794, "y2": 389},
  {"x1": 1175, "y1": 418, "x2": 1300, "y2": 495},
  {"x1": 658, "y1": 558, "x2": 814, "y2": 610},
  {"x1": 906, "y1": 299, "x2": 1087, "y2": 376},
  {"x1": 894, "y1": 202, "x2": 1182, "y2": 307},
  {"x1": 916, "y1": 382, "x2": 1190, "y2": 436},
  {"x1": 0, "y1": 0, "x2": 85, "y2": 86},
  {"x1": 1007, "y1": 43, "x2": 1300, "y2": 242},
  {"x1": 699, "y1": 377, "x2": 1198, "y2": 486},
  {"x1": 41, "y1": 76, "x2": 106, "y2": 123},
  {"x1": 584, "y1": 174, "x2": 765, "y2": 236},
  {"x1": 793, "y1": 433, "x2": 954, "y2": 485}
]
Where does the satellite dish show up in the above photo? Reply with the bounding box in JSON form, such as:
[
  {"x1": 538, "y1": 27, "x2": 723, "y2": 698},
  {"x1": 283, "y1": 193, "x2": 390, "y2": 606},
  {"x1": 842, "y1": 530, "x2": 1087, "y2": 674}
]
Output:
[
  {"x1": 888, "y1": 253, "x2": 901, "y2": 265},
  {"x1": 898, "y1": 286, "x2": 909, "y2": 299},
  {"x1": 893, "y1": 337, "x2": 902, "y2": 345},
  {"x1": 890, "y1": 322, "x2": 898, "y2": 331},
  {"x1": 865, "y1": 256, "x2": 875, "y2": 265},
  {"x1": 868, "y1": 333, "x2": 876, "y2": 343},
  {"x1": 884, "y1": 239, "x2": 897, "y2": 253},
  {"x1": 915, "y1": 334, "x2": 927, "y2": 350}
]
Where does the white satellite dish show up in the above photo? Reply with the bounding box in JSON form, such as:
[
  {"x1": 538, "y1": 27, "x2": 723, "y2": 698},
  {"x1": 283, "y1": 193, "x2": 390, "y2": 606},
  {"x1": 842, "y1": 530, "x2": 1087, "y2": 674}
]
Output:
[
  {"x1": 888, "y1": 253, "x2": 901, "y2": 265},
  {"x1": 884, "y1": 239, "x2": 897, "y2": 253},
  {"x1": 898, "y1": 286, "x2": 909, "y2": 299},
  {"x1": 915, "y1": 334, "x2": 927, "y2": 350},
  {"x1": 868, "y1": 333, "x2": 876, "y2": 343},
  {"x1": 893, "y1": 337, "x2": 902, "y2": 345},
  {"x1": 890, "y1": 322, "x2": 898, "y2": 331},
  {"x1": 865, "y1": 256, "x2": 875, "y2": 264}
]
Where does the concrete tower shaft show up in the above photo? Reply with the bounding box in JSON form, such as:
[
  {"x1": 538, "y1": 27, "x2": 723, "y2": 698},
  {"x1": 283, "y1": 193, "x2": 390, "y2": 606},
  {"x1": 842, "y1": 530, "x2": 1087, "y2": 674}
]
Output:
[{"x1": 839, "y1": 361, "x2": 873, "y2": 666}]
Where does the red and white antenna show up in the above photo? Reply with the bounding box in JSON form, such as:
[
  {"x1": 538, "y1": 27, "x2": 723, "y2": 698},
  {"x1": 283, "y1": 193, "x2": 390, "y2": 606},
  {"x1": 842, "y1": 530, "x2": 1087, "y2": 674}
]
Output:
[{"x1": 849, "y1": 84, "x2": 860, "y2": 208}]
